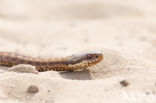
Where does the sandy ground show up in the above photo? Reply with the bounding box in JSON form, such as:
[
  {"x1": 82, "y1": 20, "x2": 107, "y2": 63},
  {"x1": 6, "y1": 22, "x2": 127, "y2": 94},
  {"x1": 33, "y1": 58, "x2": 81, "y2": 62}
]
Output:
[{"x1": 0, "y1": 0, "x2": 156, "y2": 103}]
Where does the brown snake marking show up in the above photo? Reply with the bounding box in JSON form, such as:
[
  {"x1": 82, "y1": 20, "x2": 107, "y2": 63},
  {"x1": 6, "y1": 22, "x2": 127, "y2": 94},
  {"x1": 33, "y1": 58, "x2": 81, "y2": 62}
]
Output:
[{"x1": 0, "y1": 51, "x2": 103, "y2": 72}]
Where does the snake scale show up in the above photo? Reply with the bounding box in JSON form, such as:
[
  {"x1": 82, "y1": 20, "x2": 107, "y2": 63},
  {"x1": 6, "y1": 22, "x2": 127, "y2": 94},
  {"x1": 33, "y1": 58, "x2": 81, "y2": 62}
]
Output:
[{"x1": 0, "y1": 51, "x2": 103, "y2": 72}]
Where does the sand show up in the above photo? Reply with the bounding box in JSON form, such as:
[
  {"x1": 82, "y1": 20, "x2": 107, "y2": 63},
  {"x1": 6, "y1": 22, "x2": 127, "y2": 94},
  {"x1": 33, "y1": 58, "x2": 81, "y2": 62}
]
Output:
[{"x1": 0, "y1": 0, "x2": 156, "y2": 103}]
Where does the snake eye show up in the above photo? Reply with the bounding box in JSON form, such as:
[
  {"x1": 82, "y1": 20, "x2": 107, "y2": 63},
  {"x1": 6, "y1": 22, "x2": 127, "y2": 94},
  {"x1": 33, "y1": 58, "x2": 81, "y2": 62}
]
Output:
[
  {"x1": 87, "y1": 54, "x2": 92, "y2": 59},
  {"x1": 95, "y1": 55, "x2": 98, "y2": 58}
]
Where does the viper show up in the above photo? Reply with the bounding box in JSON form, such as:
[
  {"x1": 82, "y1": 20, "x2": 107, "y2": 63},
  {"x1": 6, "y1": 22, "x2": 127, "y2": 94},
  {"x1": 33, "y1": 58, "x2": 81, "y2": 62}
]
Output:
[{"x1": 0, "y1": 51, "x2": 103, "y2": 72}]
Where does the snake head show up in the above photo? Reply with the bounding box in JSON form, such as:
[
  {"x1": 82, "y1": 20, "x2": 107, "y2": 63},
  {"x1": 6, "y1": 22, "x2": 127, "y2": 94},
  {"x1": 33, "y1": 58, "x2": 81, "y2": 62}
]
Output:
[
  {"x1": 67, "y1": 51, "x2": 103, "y2": 69},
  {"x1": 84, "y1": 51, "x2": 103, "y2": 66}
]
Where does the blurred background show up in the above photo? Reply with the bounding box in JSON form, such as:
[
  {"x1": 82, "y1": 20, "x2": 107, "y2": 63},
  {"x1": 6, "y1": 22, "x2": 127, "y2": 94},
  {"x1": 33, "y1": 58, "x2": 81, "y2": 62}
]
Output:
[{"x1": 0, "y1": 0, "x2": 156, "y2": 61}]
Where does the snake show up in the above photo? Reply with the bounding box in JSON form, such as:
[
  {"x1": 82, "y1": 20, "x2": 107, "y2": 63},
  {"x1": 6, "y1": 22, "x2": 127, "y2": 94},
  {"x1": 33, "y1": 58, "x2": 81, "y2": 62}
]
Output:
[{"x1": 0, "y1": 51, "x2": 103, "y2": 72}]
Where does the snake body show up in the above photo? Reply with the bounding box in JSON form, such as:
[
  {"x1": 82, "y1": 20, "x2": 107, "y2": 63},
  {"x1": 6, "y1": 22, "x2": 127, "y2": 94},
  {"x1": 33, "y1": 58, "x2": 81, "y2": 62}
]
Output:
[{"x1": 0, "y1": 51, "x2": 103, "y2": 72}]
